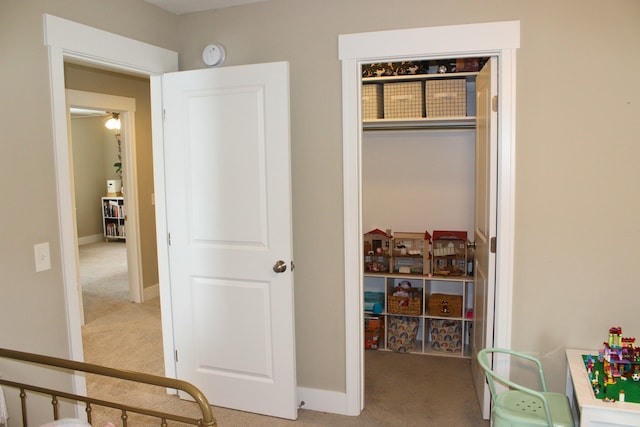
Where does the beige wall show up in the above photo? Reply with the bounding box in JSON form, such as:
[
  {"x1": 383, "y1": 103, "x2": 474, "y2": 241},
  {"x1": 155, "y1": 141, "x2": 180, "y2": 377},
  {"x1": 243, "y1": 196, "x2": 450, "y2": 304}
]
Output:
[
  {"x1": 175, "y1": 0, "x2": 640, "y2": 392},
  {"x1": 0, "y1": 1, "x2": 176, "y2": 423},
  {"x1": 2, "y1": 0, "x2": 640, "y2": 421},
  {"x1": 362, "y1": 131, "x2": 475, "y2": 237},
  {"x1": 70, "y1": 115, "x2": 117, "y2": 238},
  {"x1": 65, "y1": 63, "x2": 159, "y2": 289}
]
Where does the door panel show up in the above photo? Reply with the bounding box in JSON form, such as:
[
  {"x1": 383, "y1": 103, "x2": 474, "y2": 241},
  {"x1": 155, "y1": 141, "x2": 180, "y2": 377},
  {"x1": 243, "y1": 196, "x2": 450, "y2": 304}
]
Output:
[
  {"x1": 161, "y1": 62, "x2": 297, "y2": 419},
  {"x1": 192, "y1": 278, "x2": 272, "y2": 377},
  {"x1": 187, "y1": 87, "x2": 267, "y2": 244},
  {"x1": 472, "y1": 57, "x2": 498, "y2": 419}
]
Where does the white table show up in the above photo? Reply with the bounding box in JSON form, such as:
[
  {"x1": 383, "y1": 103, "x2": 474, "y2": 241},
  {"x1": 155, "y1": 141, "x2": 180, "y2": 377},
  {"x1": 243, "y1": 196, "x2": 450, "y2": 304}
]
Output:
[{"x1": 566, "y1": 349, "x2": 640, "y2": 426}]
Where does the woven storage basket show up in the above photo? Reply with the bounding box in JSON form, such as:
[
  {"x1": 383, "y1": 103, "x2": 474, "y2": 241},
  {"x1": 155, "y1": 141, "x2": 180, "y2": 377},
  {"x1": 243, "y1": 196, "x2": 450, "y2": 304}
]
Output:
[
  {"x1": 428, "y1": 293, "x2": 462, "y2": 317},
  {"x1": 387, "y1": 291, "x2": 422, "y2": 316}
]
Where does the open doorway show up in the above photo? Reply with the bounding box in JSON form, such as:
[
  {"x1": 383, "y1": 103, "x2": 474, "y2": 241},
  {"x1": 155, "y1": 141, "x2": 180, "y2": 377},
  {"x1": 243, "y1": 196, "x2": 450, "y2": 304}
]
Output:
[
  {"x1": 360, "y1": 55, "x2": 483, "y2": 415},
  {"x1": 68, "y1": 106, "x2": 131, "y2": 325},
  {"x1": 66, "y1": 86, "x2": 143, "y2": 307},
  {"x1": 63, "y1": 76, "x2": 169, "y2": 409},
  {"x1": 64, "y1": 71, "x2": 161, "y2": 349},
  {"x1": 339, "y1": 21, "x2": 519, "y2": 417},
  {"x1": 63, "y1": 65, "x2": 167, "y2": 391}
]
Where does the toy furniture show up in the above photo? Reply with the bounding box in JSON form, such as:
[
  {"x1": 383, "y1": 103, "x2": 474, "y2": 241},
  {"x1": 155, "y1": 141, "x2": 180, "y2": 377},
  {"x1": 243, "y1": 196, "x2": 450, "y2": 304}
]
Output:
[{"x1": 477, "y1": 348, "x2": 574, "y2": 426}]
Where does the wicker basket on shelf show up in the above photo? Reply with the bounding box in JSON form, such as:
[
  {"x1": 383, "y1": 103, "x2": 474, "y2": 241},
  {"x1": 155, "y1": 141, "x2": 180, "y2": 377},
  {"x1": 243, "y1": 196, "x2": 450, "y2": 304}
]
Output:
[
  {"x1": 428, "y1": 293, "x2": 463, "y2": 317},
  {"x1": 387, "y1": 292, "x2": 422, "y2": 316}
]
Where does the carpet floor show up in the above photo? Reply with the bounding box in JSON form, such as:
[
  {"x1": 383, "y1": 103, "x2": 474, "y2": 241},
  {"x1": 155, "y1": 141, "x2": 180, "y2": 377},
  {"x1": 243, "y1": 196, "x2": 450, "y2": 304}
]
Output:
[{"x1": 79, "y1": 241, "x2": 489, "y2": 426}]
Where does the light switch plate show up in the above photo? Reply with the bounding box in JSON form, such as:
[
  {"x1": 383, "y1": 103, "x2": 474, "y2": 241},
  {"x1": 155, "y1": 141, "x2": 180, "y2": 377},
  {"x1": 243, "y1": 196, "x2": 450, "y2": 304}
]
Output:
[{"x1": 34, "y1": 242, "x2": 51, "y2": 272}]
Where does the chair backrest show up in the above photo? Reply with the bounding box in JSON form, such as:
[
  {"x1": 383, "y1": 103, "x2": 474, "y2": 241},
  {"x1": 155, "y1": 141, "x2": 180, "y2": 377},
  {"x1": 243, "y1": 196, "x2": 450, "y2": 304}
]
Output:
[
  {"x1": 477, "y1": 348, "x2": 553, "y2": 425},
  {"x1": 477, "y1": 347, "x2": 500, "y2": 401}
]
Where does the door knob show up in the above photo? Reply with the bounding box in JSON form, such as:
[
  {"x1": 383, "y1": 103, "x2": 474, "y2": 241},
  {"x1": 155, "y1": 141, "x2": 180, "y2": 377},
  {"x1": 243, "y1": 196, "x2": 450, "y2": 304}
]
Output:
[{"x1": 273, "y1": 260, "x2": 287, "y2": 273}]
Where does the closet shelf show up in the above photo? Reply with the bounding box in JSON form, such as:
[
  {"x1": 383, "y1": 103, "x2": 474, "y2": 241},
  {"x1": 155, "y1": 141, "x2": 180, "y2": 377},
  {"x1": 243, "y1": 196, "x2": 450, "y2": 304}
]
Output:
[
  {"x1": 362, "y1": 71, "x2": 478, "y2": 84},
  {"x1": 363, "y1": 117, "x2": 476, "y2": 131}
]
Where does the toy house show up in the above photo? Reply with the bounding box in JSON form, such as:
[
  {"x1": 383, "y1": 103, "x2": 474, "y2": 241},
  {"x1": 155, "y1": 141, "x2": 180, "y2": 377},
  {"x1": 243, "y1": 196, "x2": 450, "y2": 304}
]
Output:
[
  {"x1": 432, "y1": 230, "x2": 468, "y2": 276},
  {"x1": 364, "y1": 229, "x2": 392, "y2": 273},
  {"x1": 392, "y1": 231, "x2": 430, "y2": 275}
]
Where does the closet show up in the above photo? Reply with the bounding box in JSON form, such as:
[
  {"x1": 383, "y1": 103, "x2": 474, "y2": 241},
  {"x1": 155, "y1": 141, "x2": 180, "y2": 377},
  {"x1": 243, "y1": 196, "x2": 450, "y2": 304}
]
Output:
[{"x1": 362, "y1": 57, "x2": 487, "y2": 359}]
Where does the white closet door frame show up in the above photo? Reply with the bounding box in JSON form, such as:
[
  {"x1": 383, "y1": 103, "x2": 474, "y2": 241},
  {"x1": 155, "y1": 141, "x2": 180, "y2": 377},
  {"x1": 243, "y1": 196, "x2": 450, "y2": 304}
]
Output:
[{"x1": 339, "y1": 21, "x2": 520, "y2": 414}]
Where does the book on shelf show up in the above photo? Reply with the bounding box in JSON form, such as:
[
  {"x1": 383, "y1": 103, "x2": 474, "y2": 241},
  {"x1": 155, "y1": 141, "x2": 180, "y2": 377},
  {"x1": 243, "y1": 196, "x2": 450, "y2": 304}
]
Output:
[{"x1": 103, "y1": 199, "x2": 124, "y2": 218}]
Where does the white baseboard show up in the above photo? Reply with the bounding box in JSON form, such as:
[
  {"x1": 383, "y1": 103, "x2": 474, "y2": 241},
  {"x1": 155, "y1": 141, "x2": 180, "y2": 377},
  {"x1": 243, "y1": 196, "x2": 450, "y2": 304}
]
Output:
[
  {"x1": 144, "y1": 283, "x2": 160, "y2": 301},
  {"x1": 297, "y1": 387, "x2": 354, "y2": 416},
  {"x1": 78, "y1": 234, "x2": 103, "y2": 245}
]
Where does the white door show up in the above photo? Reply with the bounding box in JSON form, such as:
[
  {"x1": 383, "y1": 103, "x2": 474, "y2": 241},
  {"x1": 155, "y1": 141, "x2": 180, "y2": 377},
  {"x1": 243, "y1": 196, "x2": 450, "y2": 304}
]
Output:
[
  {"x1": 160, "y1": 62, "x2": 297, "y2": 420},
  {"x1": 471, "y1": 57, "x2": 498, "y2": 419}
]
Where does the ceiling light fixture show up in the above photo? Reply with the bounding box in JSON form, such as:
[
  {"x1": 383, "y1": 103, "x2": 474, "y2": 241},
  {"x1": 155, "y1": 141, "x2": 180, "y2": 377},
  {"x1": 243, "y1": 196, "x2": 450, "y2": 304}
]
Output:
[{"x1": 105, "y1": 112, "x2": 121, "y2": 131}]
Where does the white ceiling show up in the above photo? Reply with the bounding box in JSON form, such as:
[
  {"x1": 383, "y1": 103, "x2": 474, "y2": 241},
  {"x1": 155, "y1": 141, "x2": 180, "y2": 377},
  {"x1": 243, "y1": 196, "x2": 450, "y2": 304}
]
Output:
[{"x1": 144, "y1": 0, "x2": 270, "y2": 15}]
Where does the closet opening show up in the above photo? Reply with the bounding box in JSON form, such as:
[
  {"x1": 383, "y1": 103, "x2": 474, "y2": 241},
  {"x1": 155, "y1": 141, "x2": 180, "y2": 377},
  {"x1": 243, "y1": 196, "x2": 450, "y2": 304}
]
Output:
[
  {"x1": 360, "y1": 55, "x2": 492, "y2": 417},
  {"x1": 339, "y1": 21, "x2": 519, "y2": 419}
]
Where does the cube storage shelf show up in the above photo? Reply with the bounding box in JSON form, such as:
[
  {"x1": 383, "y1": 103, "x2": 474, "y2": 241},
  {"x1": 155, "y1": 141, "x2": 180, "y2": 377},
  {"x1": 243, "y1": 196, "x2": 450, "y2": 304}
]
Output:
[
  {"x1": 102, "y1": 196, "x2": 126, "y2": 241},
  {"x1": 364, "y1": 272, "x2": 474, "y2": 358}
]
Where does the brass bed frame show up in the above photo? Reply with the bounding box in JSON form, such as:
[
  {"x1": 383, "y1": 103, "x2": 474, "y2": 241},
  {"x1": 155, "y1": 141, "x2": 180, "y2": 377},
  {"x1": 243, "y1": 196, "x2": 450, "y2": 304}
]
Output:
[{"x1": 0, "y1": 348, "x2": 217, "y2": 427}]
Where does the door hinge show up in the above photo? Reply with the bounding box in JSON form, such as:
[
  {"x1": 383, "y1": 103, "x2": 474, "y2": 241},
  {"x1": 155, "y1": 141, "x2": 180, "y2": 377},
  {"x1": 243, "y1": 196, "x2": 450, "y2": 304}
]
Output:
[
  {"x1": 168, "y1": 232, "x2": 172, "y2": 246},
  {"x1": 175, "y1": 350, "x2": 178, "y2": 362},
  {"x1": 490, "y1": 237, "x2": 497, "y2": 254},
  {"x1": 163, "y1": 108, "x2": 166, "y2": 123},
  {"x1": 492, "y1": 96, "x2": 498, "y2": 113}
]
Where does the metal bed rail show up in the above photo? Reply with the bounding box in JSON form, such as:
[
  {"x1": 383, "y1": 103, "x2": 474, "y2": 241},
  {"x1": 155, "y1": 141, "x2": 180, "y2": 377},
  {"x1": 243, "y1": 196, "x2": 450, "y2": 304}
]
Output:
[{"x1": 0, "y1": 348, "x2": 216, "y2": 427}]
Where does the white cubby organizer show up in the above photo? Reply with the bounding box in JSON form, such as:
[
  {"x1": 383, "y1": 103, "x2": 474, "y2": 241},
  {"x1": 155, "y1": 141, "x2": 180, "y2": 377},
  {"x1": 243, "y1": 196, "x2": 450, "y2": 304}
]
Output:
[{"x1": 364, "y1": 273, "x2": 474, "y2": 358}]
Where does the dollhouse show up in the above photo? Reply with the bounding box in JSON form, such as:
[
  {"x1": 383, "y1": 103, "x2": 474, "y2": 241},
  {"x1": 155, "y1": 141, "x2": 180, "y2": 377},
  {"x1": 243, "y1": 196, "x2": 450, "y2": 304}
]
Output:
[{"x1": 364, "y1": 229, "x2": 392, "y2": 273}]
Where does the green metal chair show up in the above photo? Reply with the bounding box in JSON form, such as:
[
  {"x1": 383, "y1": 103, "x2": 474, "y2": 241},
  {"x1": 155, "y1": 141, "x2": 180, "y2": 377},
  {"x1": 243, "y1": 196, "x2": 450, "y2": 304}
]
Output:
[{"x1": 477, "y1": 348, "x2": 574, "y2": 427}]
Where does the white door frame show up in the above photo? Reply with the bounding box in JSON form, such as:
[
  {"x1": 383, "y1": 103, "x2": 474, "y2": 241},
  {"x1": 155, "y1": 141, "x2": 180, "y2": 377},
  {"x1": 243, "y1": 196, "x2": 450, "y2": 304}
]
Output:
[
  {"x1": 339, "y1": 21, "x2": 520, "y2": 415},
  {"x1": 67, "y1": 89, "x2": 139, "y2": 310},
  {"x1": 43, "y1": 13, "x2": 178, "y2": 397}
]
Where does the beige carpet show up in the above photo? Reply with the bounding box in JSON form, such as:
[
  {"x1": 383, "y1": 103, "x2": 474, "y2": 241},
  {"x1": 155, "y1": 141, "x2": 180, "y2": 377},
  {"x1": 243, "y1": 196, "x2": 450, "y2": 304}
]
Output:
[
  {"x1": 79, "y1": 241, "x2": 130, "y2": 324},
  {"x1": 79, "y1": 242, "x2": 489, "y2": 426}
]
